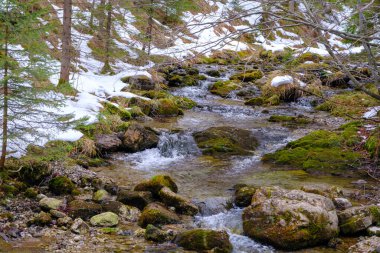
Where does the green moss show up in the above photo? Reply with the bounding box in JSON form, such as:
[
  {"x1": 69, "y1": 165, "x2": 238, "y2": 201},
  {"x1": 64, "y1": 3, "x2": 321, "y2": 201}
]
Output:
[
  {"x1": 0, "y1": 184, "x2": 18, "y2": 196},
  {"x1": 206, "y1": 70, "x2": 221, "y2": 77},
  {"x1": 174, "y1": 97, "x2": 197, "y2": 109},
  {"x1": 135, "y1": 175, "x2": 178, "y2": 195},
  {"x1": 365, "y1": 128, "x2": 380, "y2": 159},
  {"x1": 266, "y1": 95, "x2": 280, "y2": 105},
  {"x1": 209, "y1": 80, "x2": 239, "y2": 98},
  {"x1": 295, "y1": 63, "x2": 329, "y2": 72},
  {"x1": 102, "y1": 102, "x2": 131, "y2": 120},
  {"x1": 268, "y1": 115, "x2": 311, "y2": 126},
  {"x1": 168, "y1": 75, "x2": 198, "y2": 87},
  {"x1": 154, "y1": 98, "x2": 180, "y2": 116},
  {"x1": 101, "y1": 227, "x2": 119, "y2": 234},
  {"x1": 198, "y1": 137, "x2": 250, "y2": 155},
  {"x1": 245, "y1": 97, "x2": 264, "y2": 106},
  {"x1": 369, "y1": 206, "x2": 380, "y2": 224},
  {"x1": 316, "y1": 91, "x2": 380, "y2": 117},
  {"x1": 230, "y1": 70, "x2": 263, "y2": 82},
  {"x1": 49, "y1": 176, "x2": 75, "y2": 195},
  {"x1": 262, "y1": 128, "x2": 362, "y2": 174},
  {"x1": 24, "y1": 187, "x2": 38, "y2": 199}
]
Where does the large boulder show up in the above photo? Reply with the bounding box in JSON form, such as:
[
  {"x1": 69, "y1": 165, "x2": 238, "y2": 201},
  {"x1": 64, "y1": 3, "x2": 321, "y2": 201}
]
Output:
[
  {"x1": 242, "y1": 186, "x2": 339, "y2": 250},
  {"x1": 116, "y1": 190, "x2": 154, "y2": 210},
  {"x1": 348, "y1": 236, "x2": 380, "y2": 253},
  {"x1": 121, "y1": 124, "x2": 159, "y2": 152},
  {"x1": 158, "y1": 187, "x2": 199, "y2": 216},
  {"x1": 134, "y1": 175, "x2": 178, "y2": 196},
  {"x1": 138, "y1": 202, "x2": 180, "y2": 228},
  {"x1": 193, "y1": 126, "x2": 258, "y2": 156},
  {"x1": 175, "y1": 229, "x2": 232, "y2": 253},
  {"x1": 121, "y1": 75, "x2": 155, "y2": 91},
  {"x1": 67, "y1": 200, "x2": 102, "y2": 220},
  {"x1": 338, "y1": 205, "x2": 380, "y2": 234},
  {"x1": 94, "y1": 134, "x2": 122, "y2": 153}
]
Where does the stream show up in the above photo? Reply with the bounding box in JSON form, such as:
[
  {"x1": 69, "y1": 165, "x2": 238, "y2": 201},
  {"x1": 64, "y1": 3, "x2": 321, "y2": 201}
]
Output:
[{"x1": 91, "y1": 64, "x2": 363, "y2": 252}]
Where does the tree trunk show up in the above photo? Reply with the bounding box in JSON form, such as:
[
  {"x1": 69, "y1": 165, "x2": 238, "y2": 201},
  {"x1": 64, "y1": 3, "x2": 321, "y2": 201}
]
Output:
[
  {"x1": 101, "y1": 0, "x2": 112, "y2": 73},
  {"x1": 0, "y1": 20, "x2": 9, "y2": 170},
  {"x1": 89, "y1": 0, "x2": 96, "y2": 28},
  {"x1": 146, "y1": 0, "x2": 154, "y2": 55},
  {"x1": 289, "y1": 0, "x2": 295, "y2": 12},
  {"x1": 98, "y1": 0, "x2": 106, "y2": 36},
  {"x1": 59, "y1": 0, "x2": 72, "y2": 84}
]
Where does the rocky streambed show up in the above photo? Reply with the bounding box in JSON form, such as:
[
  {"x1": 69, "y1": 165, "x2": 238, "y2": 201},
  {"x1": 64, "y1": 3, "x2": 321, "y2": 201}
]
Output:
[{"x1": 1, "y1": 61, "x2": 380, "y2": 253}]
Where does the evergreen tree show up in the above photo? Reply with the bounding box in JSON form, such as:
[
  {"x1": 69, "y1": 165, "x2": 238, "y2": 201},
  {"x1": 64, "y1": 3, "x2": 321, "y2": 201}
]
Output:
[{"x1": 0, "y1": 0, "x2": 73, "y2": 169}]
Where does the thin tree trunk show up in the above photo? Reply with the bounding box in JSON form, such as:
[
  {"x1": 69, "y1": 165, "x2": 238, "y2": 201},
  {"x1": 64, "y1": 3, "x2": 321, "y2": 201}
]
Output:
[
  {"x1": 89, "y1": 0, "x2": 96, "y2": 28},
  {"x1": 98, "y1": 0, "x2": 106, "y2": 36},
  {"x1": 1, "y1": 20, "x2": 9, "y2": 170},
  {"x1": 289, "y1": 0, "x2": 295, "y2": 12},
  {"x1": 102, "y1": 0, "x2": 112, "y2": 73},
  {"x1": 59, "y1": 0, "x2": 72, "y2": 84},
  {"x1": 146, "y1": 0, "x2": 154, "y2": 55}
]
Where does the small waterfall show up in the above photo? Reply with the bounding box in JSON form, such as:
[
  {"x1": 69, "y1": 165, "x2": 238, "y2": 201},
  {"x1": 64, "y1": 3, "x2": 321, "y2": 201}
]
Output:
[
  {"x1": 122, "y1": 132, "x2": 200, "y2": 170},
  {"x1": 195, "y1": 208, "x2": 274, "y2": 253},
  {"x1": 158, "y1": 132, "x2": 201, "y2": 158}
]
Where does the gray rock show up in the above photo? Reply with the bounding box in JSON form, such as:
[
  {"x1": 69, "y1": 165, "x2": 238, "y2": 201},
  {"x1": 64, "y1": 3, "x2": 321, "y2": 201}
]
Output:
[
  {"x1": 138, "y1": 202, "x2": 180, "y2": 228},
  {"x1": 57, "y1": 216, "x2": 73, "y2": 227},
  {"x1": 121, "y1": 75, "x2": 155, "y2": 90},
  {"x1": 67, "y1": 200, "x2": 102, "y2": 220},
  {"x1": 368, "y1": 226, "x2": 380, "y2": 236},
  {"x1": 101, "y1": 201, "x2": 140, "y2": 222},
  {"x1": 121, "y1": 124, "x2": 159, "y2": 152},
  {"x1": 50, "y1": 209, "x2": 67, "y2": 218},
  {"x1": 39, "y1": 197, "x2": 64, "y2": 211},
  {"x1": 333, "y1": 198, "x2": 352, "y2": 210},
  {"x1": 93, "y1": 189, "x2": 111, "y2": 203},
  {"x1": 338, "y1": 205, "x2": 380, "y2": 234},
  {"x1": 94, "y1": 134, "x2": 122, "y2": 153},
  {"x1": 348, "y1": 236, "x2": 380, "y2": 253},
  {"x1": 117, "y1": 190, "x2": 153, "y2": 210},
  {"x1": 90, "y1": 212, "x2": 119, "y2": 227},
  {"x1": 70, "y1": 218, "x2": 90, "y2": 234}
]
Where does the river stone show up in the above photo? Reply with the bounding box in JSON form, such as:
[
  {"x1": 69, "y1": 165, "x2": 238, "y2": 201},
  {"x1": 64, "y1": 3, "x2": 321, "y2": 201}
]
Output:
[
  {"x1": 193, "y1": 126, "x2": 258, "y2": 156},
  {"x1": 29, "y1": 211, "x2": 52, "y2": 226},
  {"x1": 67, "y1": 200, "x2": 102, "y2": 220},
  {"x1": 117, "y1": 190, "x2": 153, "y2": 210},
  {"x1": 158, "y1": 187, "x2": 199, "y2": 216},
  {"x1": 138, "y1": 202, "x2": 180, "y2": 228},
  {"x1": 368, "y1": 226, "x2": 380, "y2": 236},
  {"x1": 71, "y1": 218, "x2": 90, "y2": 234},
  {"x1": 101, "y1": 200, "x2": 141, "y2": 222},
  {"x1": 195, "y1": 197, "x2": 230, "y2": 216},
  {"x1": 121, "y1": 124, "x2": 159, "y2": 152},
  {"x1": 134, "y1": 175, "x2": 178, "y2": 196},
  {"x1": 50, "y1": 209, "x2": 67, "y2": 218},
  {"x1": 338, "y1": 205, "x2": 380, "y2": 234},
  {"x1": 145, "y1": 224, "x2": 172, "y2": 243},
  {"x1": 57, "y1": 216, "x2": 73, "y2": 227},
  {"x1": 234, "y1": 185, "x2": 256, "y2": 207},
  {"x1": 242, "y1": 186, "x2": 339, "y2": 250},
  {"x1": 90, "y1": 212, "x2": 119, "y2": 227},
  {"x1": 93, "y1": 189, "x2": 111, "y2": 203},
  {"x1": 333, "y1": 198, "x2": 352, "y2": 210},
  {"x1": 39, "y1": 197, "x2": 64, "y2": 211},
  {"x1": 175, "y1": 229, "x2": 232, "y2": 253},
  {"x1": 348, "y1": 236, "x2": 380, "y2": 253},
  {"x1": 95, "y1": 134, "x2": 122, "y2": 153}
]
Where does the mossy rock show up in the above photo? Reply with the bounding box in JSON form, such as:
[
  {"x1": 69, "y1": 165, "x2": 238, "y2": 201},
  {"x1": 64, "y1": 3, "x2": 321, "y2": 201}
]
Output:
[
  {"x1": 206, "y1": 69, "x2": 221, "y2": 77},
  {"x1": 265, "y1": 95, "x2": 280, "y2": 105},
  {"x1": 230, "y1": 69, "x2": 263, "y2": 82},
  {"x1": 338, "y1": 205, "x2": 380, "y2": 234},
  {"x1": 68, "y1": 200, "x2": 102, "y2": 220},
  {"x1": 145, "y1": 224, "x2": 172, "y2": 243},
  {"x1": 268, "y1": 115, "x2": 312, "y2": 126},
  {"x1": 316, "y1": 91, "x2": 380, "y2": 117},
  {"x1": 244, "y1": 97, "x2": 264, "y2": 106},
  {"x1": 168, "y1": 75, "x2": 198, "y2": 87},
  {"x1": 49, "y1": 176, "x2": 75, "y2": 195},
  {"x1": 6, "y1": 158, "x2": 52, "y2": 185},
  {"x1": 153, "y1": 98, "x2": 180, "y2": 117},
  {"x1": 262, "y1": 128, "x2": 362, "y2": 175},
  {"x1": 295, "y1": 62, "x2": 329, "y2": 72},
  {"x1": 174, "y1": 97, "x2": 197, "y2": 109},
  {"x1": 90, "y1": 212, "x2": 119, "y2": 227},
  {"x1": 365, "y1": 128, "x2": 380, "y2": 158},
  {"x1": 116, "y1": 190, "x2": 154, "y2": 210},
  {"x1": 234, "y1": 185, "x2": 256, "y2": 207},
  {"x1": 293, "y1": 52, "x2": 322, "y2": 64},
  {"x1": 134, "y1": 175, "x2": 178, "y2": 196},
  {"x1": 102, "y1": 102, "x2": 131, "y2": 120},
  {"x1": 193, "y1": 126, "x2": 258, "y2": 156},
  {"x1": 24, "y1": 187, "x2": 38, "y2": 199},
  {"x1": 175, "y1": 229, "x2": 232, "y2": 253},
  {"x1": 158, "y1": 187, "x2": 199, "y2": 216},
  {"x1": 138, "y1": 202, "x2": 180, "y2": 228},
  {"x1": 28, "y1": 211, "x2": 52, "y2": 226},
  {"x1": 209, "y1": 80, "x2": 240, "y2": 98}
]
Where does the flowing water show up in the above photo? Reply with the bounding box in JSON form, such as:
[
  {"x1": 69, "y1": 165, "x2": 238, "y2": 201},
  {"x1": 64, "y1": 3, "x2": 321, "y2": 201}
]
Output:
[{"x1": 89, "y1": 64, "x2": 367, "y2": 252}]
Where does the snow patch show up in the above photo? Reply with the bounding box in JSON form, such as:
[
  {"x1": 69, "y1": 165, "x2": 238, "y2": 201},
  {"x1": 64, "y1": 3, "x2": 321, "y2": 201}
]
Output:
[{"x1": 271, "y1": 75, "x2": 294, "y2": 87}]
